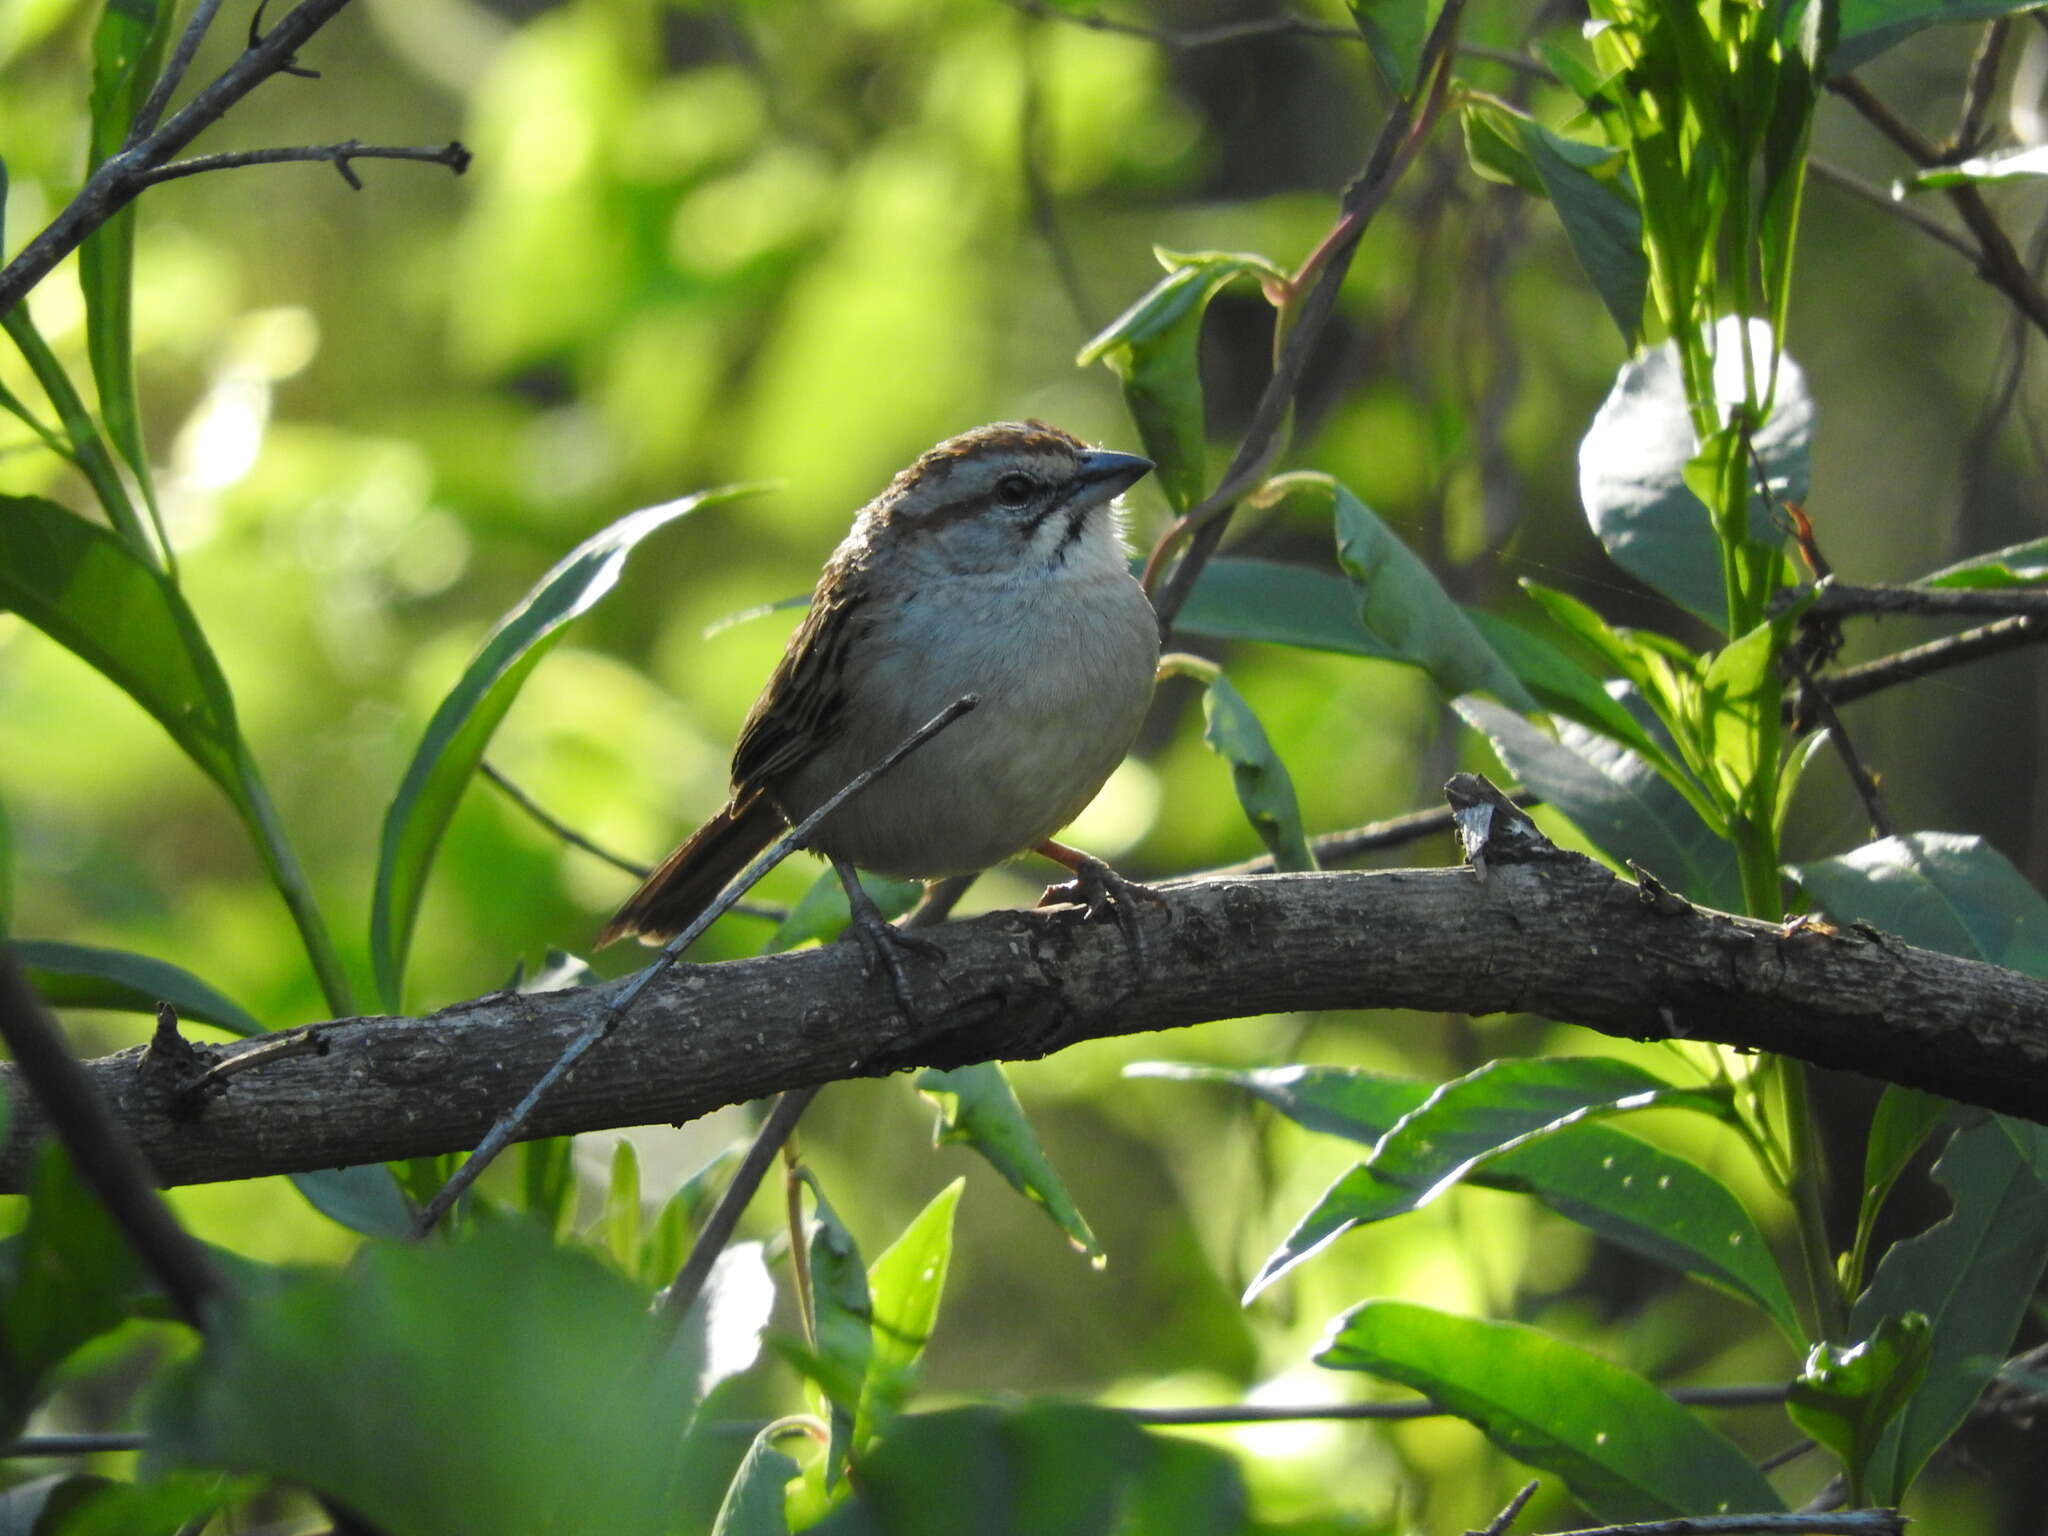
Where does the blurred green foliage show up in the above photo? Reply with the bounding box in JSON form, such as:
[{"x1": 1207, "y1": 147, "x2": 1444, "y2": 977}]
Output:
[{"x1": 4, "y1": 0, "x2": 2048, "y2": 1531}]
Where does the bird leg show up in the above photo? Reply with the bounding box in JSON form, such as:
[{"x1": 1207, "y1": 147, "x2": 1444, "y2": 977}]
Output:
[
  {"x1": 830, "y1": 856, "x2": 943, "y2": 1018},
  {"x1": 1033, "y1": 839, "x2": 1167, "y2": 975}
]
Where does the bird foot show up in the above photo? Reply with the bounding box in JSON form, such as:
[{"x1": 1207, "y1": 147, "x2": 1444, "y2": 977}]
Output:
[
  {"x1": 832, "y1": 859, "x2": 943, "y2": 1022},
  {"x1": 1037, "y1": 853, "x2": 1167, "y2": 978}
]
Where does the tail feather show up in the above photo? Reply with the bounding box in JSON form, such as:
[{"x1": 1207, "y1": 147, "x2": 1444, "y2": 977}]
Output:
[{"x1": 597, "y1": 790, "x2": 784, "y2": 947}]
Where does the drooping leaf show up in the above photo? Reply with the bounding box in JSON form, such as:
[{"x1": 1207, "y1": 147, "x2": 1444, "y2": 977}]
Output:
[
  {"x1": 372, "y1": 489, "x2": 751, "y2": 1009},
  {"x1": 1579, "y1": 317, "x2": 1813, "y2": 629},
  {"x1": 918, "y1": 1062, "x2": 1101, "y2": 1261},
  {"x1": 1454, "y1": 695, "x2": 1741, "y2": 910},
  {"x1": 860, "y1": 1178, "x2": 962, "y2": 1442},
  {"x1": 14, "y1": 939, "x2": 264, "y2": 1037},
  {"x1": 1165, "y1": 555, "x2": 1397, "y2": 657},
  {"x1": 1519, "y1": 115, "x2": 1647, "y2": 346},
  {"x1": 1197, "y1": 672, "x2": 1315, "y2": 872},
  {"x1": 1078, "y1": 251, "x2": 1284, "y2": 513},
  {"x1": 1850, "y1": 1117, "x2": 2048, "y2": 1502},
  {"x1": 809, "y1": 1404, "x2": 1251, "y2": 1536},
  {"x1": 1317, "y1": 1302, "x2": 1784, "y2": 1521},
  {"x1": 152, "y1": 1218, "x2": 699, "y2": 1536}
]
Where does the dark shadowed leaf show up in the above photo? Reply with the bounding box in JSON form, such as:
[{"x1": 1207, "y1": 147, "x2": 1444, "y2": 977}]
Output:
[
  {"x1": 1788, "y1": 831, "x2": 2048, "y2": 973},
  {"x1": 1579, "y1": 318, "x2": 1812, "y2": 628},
  {"x1": 800, "y1": 1174, "x2": 872, "y2": 1480},
  {"x1": 372, "y1": 489, "x2": 751, "y2": 1008},
  {"x1": 15, "y1": 939, "x2": 263, "y2": 1037},
  {"x1": 1917, "y1": 536, "x2": 2048, "y2": 588},
  {"x1": 1348, "y1": 0, "x2": 1434, "y2": 92},
  {"x1": 710, "y1": 1429, "x2": 799, "y2": 1536},
  {"x1": 1166, "y1": 556, "x2": 1396, "y2": 658},
  {"x1": 1828, "y1": 0, "x2": 2048, "y2": 74},
  {"x1": 919, "y1": 1063, "x2": 1101, "y2": 1261},
  {"x1": 1197, "y1": 672, "x2": 1315, "y2": 872},
  {"x1": 152, "y1": 1218, "x2": 698, "y2": 1536},
  {"x1": 1317, "y1": 1302, "x2": 1783, "y2": 1520}
]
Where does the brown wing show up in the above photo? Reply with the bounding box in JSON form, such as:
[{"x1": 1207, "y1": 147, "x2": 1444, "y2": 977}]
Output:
[{"x1": 729, "y1": 547, "x2": 869, "y2": 792}]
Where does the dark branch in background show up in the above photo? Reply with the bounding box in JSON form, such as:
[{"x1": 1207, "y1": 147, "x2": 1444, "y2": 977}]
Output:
[
  {"x1": 659, "y1": 1086, "x2": 818, "y2": 1324},
  {"x1": 1800, "y1": 613, "x2": 2048, "y2": 711},
  {"x1": 11, "y1": 775, "x2": 2048, "y2": 1192},
  {"x1": 1829, "y1": 71, "x2": 2048, "y2": 342},
  {"x1": 1124, "y1": 1384, "x2": 1786, "y2": 1427},
  {"x1": 1801, "y1": 582, "x2": 2048, "y2": 620},
  {"x1": 1531, "y1": 1514, "x2": 1900, "y2": 1536},
  {"x1": 997, "y1": 0, "x2": 1355, "y2": 49},
  {"x1": 1809, "y1": 159, "x2": 1980, "y2": 262},
  {"x1": 0, "y1": 0, "x2": 465, "y2": 318},
  {"x1": 136, "y1": 139, "x2": 471, "y2": 192},
  {"x1": 1208, "y1": 790, "x2": 1543, "y2": 877},
  {"x1": 1949, "y1": 18, "x2": 2011, "y2": 161},
  {"x1": 1783, "y1": 647, "x2": 1894, "y2": 837},
  {"x1": 0, "y1": 949, "x2": 222, "y2": 1324},
  {"x1": 1475, "y1": 1481, "x2": 1541, "y2": 1536}
]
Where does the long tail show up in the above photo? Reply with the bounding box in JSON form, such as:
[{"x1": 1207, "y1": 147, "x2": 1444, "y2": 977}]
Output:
[{"x1": 596, "y1": 789, "x2": 784, "y2": 947}]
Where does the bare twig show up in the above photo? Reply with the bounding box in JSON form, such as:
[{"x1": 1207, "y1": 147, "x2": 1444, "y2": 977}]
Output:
[
  {"x1": 1537, "y1": 1514, "x2": 1900, "y2": 1536},
  {"x1": 0, "y1": 948, "x2": 222, "y2": 1327},
  {"x1": 1799, "y1": 583, "x2": 2048, "y2": 620},
  {"x1": 0, "y1": 0, "x2": 465, "y2": 318},
  {"x1": 1205, "y1": 790, "x2": 1544, "y2": 878},
  {"x1": 1799, "y1": 613, "x2": 2048, "y2": 710},
  {"x1": 174, "y1": 1027, "x2": 330, "y2": 1112},
  {"x1": 1783, "y1": 649, "x2": 1894, "y2": 837},
  {"x1": 1473, "y1": 1482, "x2": 1540, "y2": 1536},
  {"x1": 1951, "y1": 19, "x2": 2013, "y2": 160},
  {"x1": 136, "y1": 139, "x2": 471, "y2": 191},
  {"x1": 659, "y1": 1087, "x2": 819, "y2": 1325},
  {"x1": 410, "y1": 695, "x2": 980, "y2": 1236},
  {"x1": 1809, "y1": 159, "x2": 1979, "y2": 262},
  {"x1": 482, "y1": 761, "x2": 650, "y2": 879},
  {"x1": 127, "y1": 0, "x2": 229, "y2": 144}
]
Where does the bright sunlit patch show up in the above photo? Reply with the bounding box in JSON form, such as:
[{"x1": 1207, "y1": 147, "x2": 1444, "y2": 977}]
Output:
[
  {"x1": 1062, "y1": 755, "x2": 1160, "y2": 858},
  {"x1": 173, "y1": 372, "x2": 269, "y2": 492},
  {"x1": 1227, "y1": 1371, "x2": 1350, "y2": 1462}
]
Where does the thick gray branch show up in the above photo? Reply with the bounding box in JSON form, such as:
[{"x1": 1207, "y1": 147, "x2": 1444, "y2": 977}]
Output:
[{"x1": 5, "y1": 851, "x2": 2046, "y2": 1191}]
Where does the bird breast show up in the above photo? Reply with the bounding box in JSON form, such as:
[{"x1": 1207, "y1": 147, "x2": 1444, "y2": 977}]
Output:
[{"x1": 778, "y1": 559, "x2": 1160, "y2": 879}]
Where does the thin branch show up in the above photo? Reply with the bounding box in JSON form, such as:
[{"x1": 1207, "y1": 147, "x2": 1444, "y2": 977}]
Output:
[
  {"x1": 1474, "y1": 1482, "x2": 1540, "y2": 1536},
  {"x1": 1800, "y1": 583, "x2": 2048, "y2": 620},
  {"x1": 1538, "y1": 1515, "x2": 1899, "y2": 1536},
  {"x1": 1950, "y1": 18, "x2": 2013, "y2": 160},
  {"x1": 1207, "y1": 790, "x2": 1544, "y2": 878},
  {"x1": 482, "y1": 761, "x2": 649, "y2": 879},
  {"x1": 1783, "y1": 648, "x2": 1894, "y2": 838},
  {"x1": 410, "y1": 695, "x2": 980, "y2": 1235},
  {"x1": 0, "y1": 948, "x2": 222, "y2": 1327},
  {"x1": 1122, "y1": 1384, "x2": 1786, "y2": 1426},
  {"x1": 1809, "y1": 158, "x2": 1979, "y2": 262},
  {"x1": 658, "y1": 1087, "x2": 818, "y2": 1324},
  {"x1": 1802, "y1": 613, "x2": 2048, "y2": 710},
  {"x1": 136, "y1": 140, "x2": 472, "y2": 192},
  {"x1": 127, "y1": 0, "x2": 229, "y2": 145},
  {"x1": 996, "y1": 0, "x2": 1355, "y2": 49}
]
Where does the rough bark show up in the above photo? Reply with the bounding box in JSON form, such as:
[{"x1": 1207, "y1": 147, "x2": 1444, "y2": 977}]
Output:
[{"x1": 5, "y1": 834, "x2": 2046, "y2": 1191}]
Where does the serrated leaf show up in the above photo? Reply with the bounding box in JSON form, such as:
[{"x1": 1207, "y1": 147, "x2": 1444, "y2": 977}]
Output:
[
  {"x1": 1850, "y1": 1117, "x2": 2048, "y2": 1502},
  {"x1": 15, "y1": 939, "x2": 264, "y2": 1037},
  {"x1": 918, "y1": 1062, "x2": 1101, "y2": 1261},
  {"x1": 1454, "y1": 695, "x2": 1740, "y2": 909},
  {"x1": 1078, "y1": 252, "x2": 1283, "y2": 513},
  {"x1": 1579, "y1": 318, "x2": 1813, "y2": 628},
  {"x1": 1317, "y1": 1301, "x2": 1784, "y2": 1520},
  {"x1": 372, "y1": 489, "x2": 752, "y2": 1009},
  {"x1": 1197, "y1": 673, "x2": 1315, "y2": 872},
  {"x1": 151, "y1": 1219, "x2": 699, "y2": 1536}
]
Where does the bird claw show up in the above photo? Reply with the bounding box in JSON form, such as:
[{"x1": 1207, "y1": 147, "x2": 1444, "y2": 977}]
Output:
[
  {"x1": 833, "y1": 860, "x2": 943, "y2": 1022},
  {"x1": 1038, "y1": 854, "x2": 1166, "y2": 978}
]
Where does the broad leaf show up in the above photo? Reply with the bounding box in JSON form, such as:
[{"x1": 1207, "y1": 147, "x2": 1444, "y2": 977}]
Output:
[
  {"x1": 1455, "y1": 696, "x2": 1741, "y2": 910},
  {"x1": 1579, "y1": 317, "x2": 1813, "y2": 628},
  {"x1": 860, "y1": 1178, "x2": 962, "y2": 1442},
  {"x1": 710, "y1": 1428, "x2": 799, "y2": 1536},
  {"x1": 1521, "y1": 115, "x2": 1646, "y2": 345},
  {"x1": 372, "y1": 490, "x2": 748, "y2": 1008},
  {"x1": 1317, "y1": 1302, "x2": 1783, "y2": 1520},
  {"x1": 1197, "y1": 672, "x2": 1315, "y2": 872},
  {"x1": 1078, "y1": 250, "x2": 1284, "y2": 513},
  {"x1": 1850, "y1": 1117, "x2": 2048, "y2": 1502},
  {"x1": 1918, "y1": 535, "x2": 2048, "y2": 588},
  {"x1": 1829, "y1": 0, "x2": 2048, "y2": 75},
  {"x1": 152, "y1": 1218, "x2": 699, "y2": 1536},
  {"x1": 15, "y1": 939, "x2": 263, "y2": 1037},
  {"x1": 1696, "y1": 616, "x2": 1784, "y2": 815},
  {"x1": 918, "y1": 1062, "x2": 1101, "y2": 1261},
  {"x1": 1788, "y1": 832, "x2": 2048, "y2": 973},
  {"x1": 1349, "y1": 0, "x2": 1435, "y2": 93}
]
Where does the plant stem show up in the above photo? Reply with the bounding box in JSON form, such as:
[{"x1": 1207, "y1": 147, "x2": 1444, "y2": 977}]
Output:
[{"x1": 231, "y1": 743, "x2": 356, "y2": 1018}]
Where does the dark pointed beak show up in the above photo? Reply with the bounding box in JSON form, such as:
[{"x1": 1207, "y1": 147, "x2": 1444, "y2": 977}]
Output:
[{"x1": 1071, "y1": 448, "x2": 1153, "y2": 501}]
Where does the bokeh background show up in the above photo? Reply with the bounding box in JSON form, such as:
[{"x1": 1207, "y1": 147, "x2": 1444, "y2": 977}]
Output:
[{"x1": 2, "y1": 0, "x2": 2044, "y2": 1529}]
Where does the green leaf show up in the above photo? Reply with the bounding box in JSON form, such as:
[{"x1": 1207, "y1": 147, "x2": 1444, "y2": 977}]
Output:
[
  {"x1": 520, "y1": 1135, "x2": 578, "y2": 1240},
  {"x1": 605, "y1": 1138, "x2": 642, "y2": 1271},
  {"x1": 1454, "y1": 696, "x2": 1741, "y2": 910},
  {"x1": 1788, "y1": 1313, "x2": 1931, "y2": 1489},
  {"x1": 1918, "y1": 534, "x2": 2048, "y2": 588},
  {"x1": 1788, "y1": 831, "x2": 2048, "y2": 973},
  {"x1": 1829, "y1": 0, "x2": 2045, "y2": 75},
  {"x1": 0, "y1": 494, "x2": 244, "y2": 793},
  {"x1": 800, "y1": 1174, "x2": 873, "y2": 1481},
  {"x1": 1579, "y1": 318, "x2": 1813, "y2": 629},
  {"x1": 38, "y1": 1473, "x2": 240, "y2": 1536},
  {"x1": 1197, "y1": 672, "x2": 1315, "y2": 872},
  {"x1": 917, "y1": 1062, "x2": 1102, "y2": 1261},
  {"x1": 372, "y1": 489, "x2": 748, "y2": 1009},
  {"x1": 81, "y1": 0, "x2": 174, "y2": 542},
  {"x1": 1281, "y1": 473, "x2": 1532, "y2": 708},
  {"x1": 642, "y1": 1145, "x2": 744, "y2": 1290},
  {"x1": 1519, "y1": 116, "x2": 1648, "y2": 346},
  {"x1": 860, "y1": 1178, "x2": 962, "y2": 1442},
  {"x1": 762, "y1": 868, "x2": 921, "y2": 955},
  {"x1": 666, "y1": 1240, "x2": 775, "y2": 1402},
  {"x1": 1858, "y1": 1086, "x2": 1950, "y2": 1260},
  {"x1": 1697, "y1": 617, "x2": 1784, "y2": 812},
  {"x1": 1462, "y1": 99, "x2": 1546, "y2": 196},
  {"x1": 0, "y1": 1142, "x2": 144, "y2": 1442},
  {"x1": 1124, "y1": 1061, "x2": 1430, "y2": 1146},
  {"x1": 152, "y1": 1218, "x2": 699, "y2": 1536},
  {"x1": 1850, "y1": 1117, "x2": 2048, "y2": 1502},
  {"x1": 1078, "y1": 251, "x2": 1284, "y2": 513},
  {"x1": 710, "y1": 1428, "x2": 799, "y2": 1536},
  {"x1": 1317, "y1": 1301, "x2": 1784, "y2": 1521},
  {"x1": 14, "y1": 939, "x2": 264, "y2": 1036},
  {"x1": 287, "y1": 1165, "x2": 416, "y2": 1242},
  {"x1": 1465, "y1": 608, "x2": 1671, "y2": 764},
  {"x1": 1165, "y1": 555, "x2": 1397, "y2": 658},
  {"x1": 1348, "y1": 0, "x2": 1435, "y2": 93},
  {"x1": 809, "y1": 1404, "x2": 1251, "y2": 1536}
]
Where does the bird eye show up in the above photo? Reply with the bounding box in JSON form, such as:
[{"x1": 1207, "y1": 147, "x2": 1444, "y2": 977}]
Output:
[{"x1": 992, "y1": 472, "x2": 1038, "y2": 507}]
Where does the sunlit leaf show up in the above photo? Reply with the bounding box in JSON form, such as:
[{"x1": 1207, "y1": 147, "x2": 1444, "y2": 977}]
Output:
[
  {"x1": 1918, "y1": 535, "x2": 2048, "y2": 588},
  {"x1": 1317, "y1": 1302, "x2": 1784, "y2": 1520},
  {"x1": 1079, "y1": 251, "x2": 1284, "y2": 513},
  {"x1": 918, "y1": 1062, "x2": 1100, "y2": 1260},
  {"x1": 1789, "y1": 1313, "x2": 1931, "y2": 1488},
  {"x1": 1850, "y1": 1117, "x2": 2048, "y2": 1502},
  {"x1": 372, "y1": 489, "x2": 751, "y2": 1009},
  {"x1": 152, "y1": 1218, "x2": 698, "y2": 1536},
  {"x1": 667, "y1": 1241, "x2": 776, "y2": 1403},
  {"x1": 860, "y1": 1178, "x2": 961, "y2": 1443},
  {"x1": 1696, "y1": 616, "x2": 1783, "y2": 813},
  {"x1": 1197, "y1": 672, "x2": 1315, "y2": 872},
  {"x1": 14, "y1": 939, "x2": 264, "y2": 1037},
  {"x1": 1788, "y1": 832, "x2": 2048, "y2": 973},
  {"x1": 1579, "y1": 318, "x2": 1812, "y2": 628}
]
